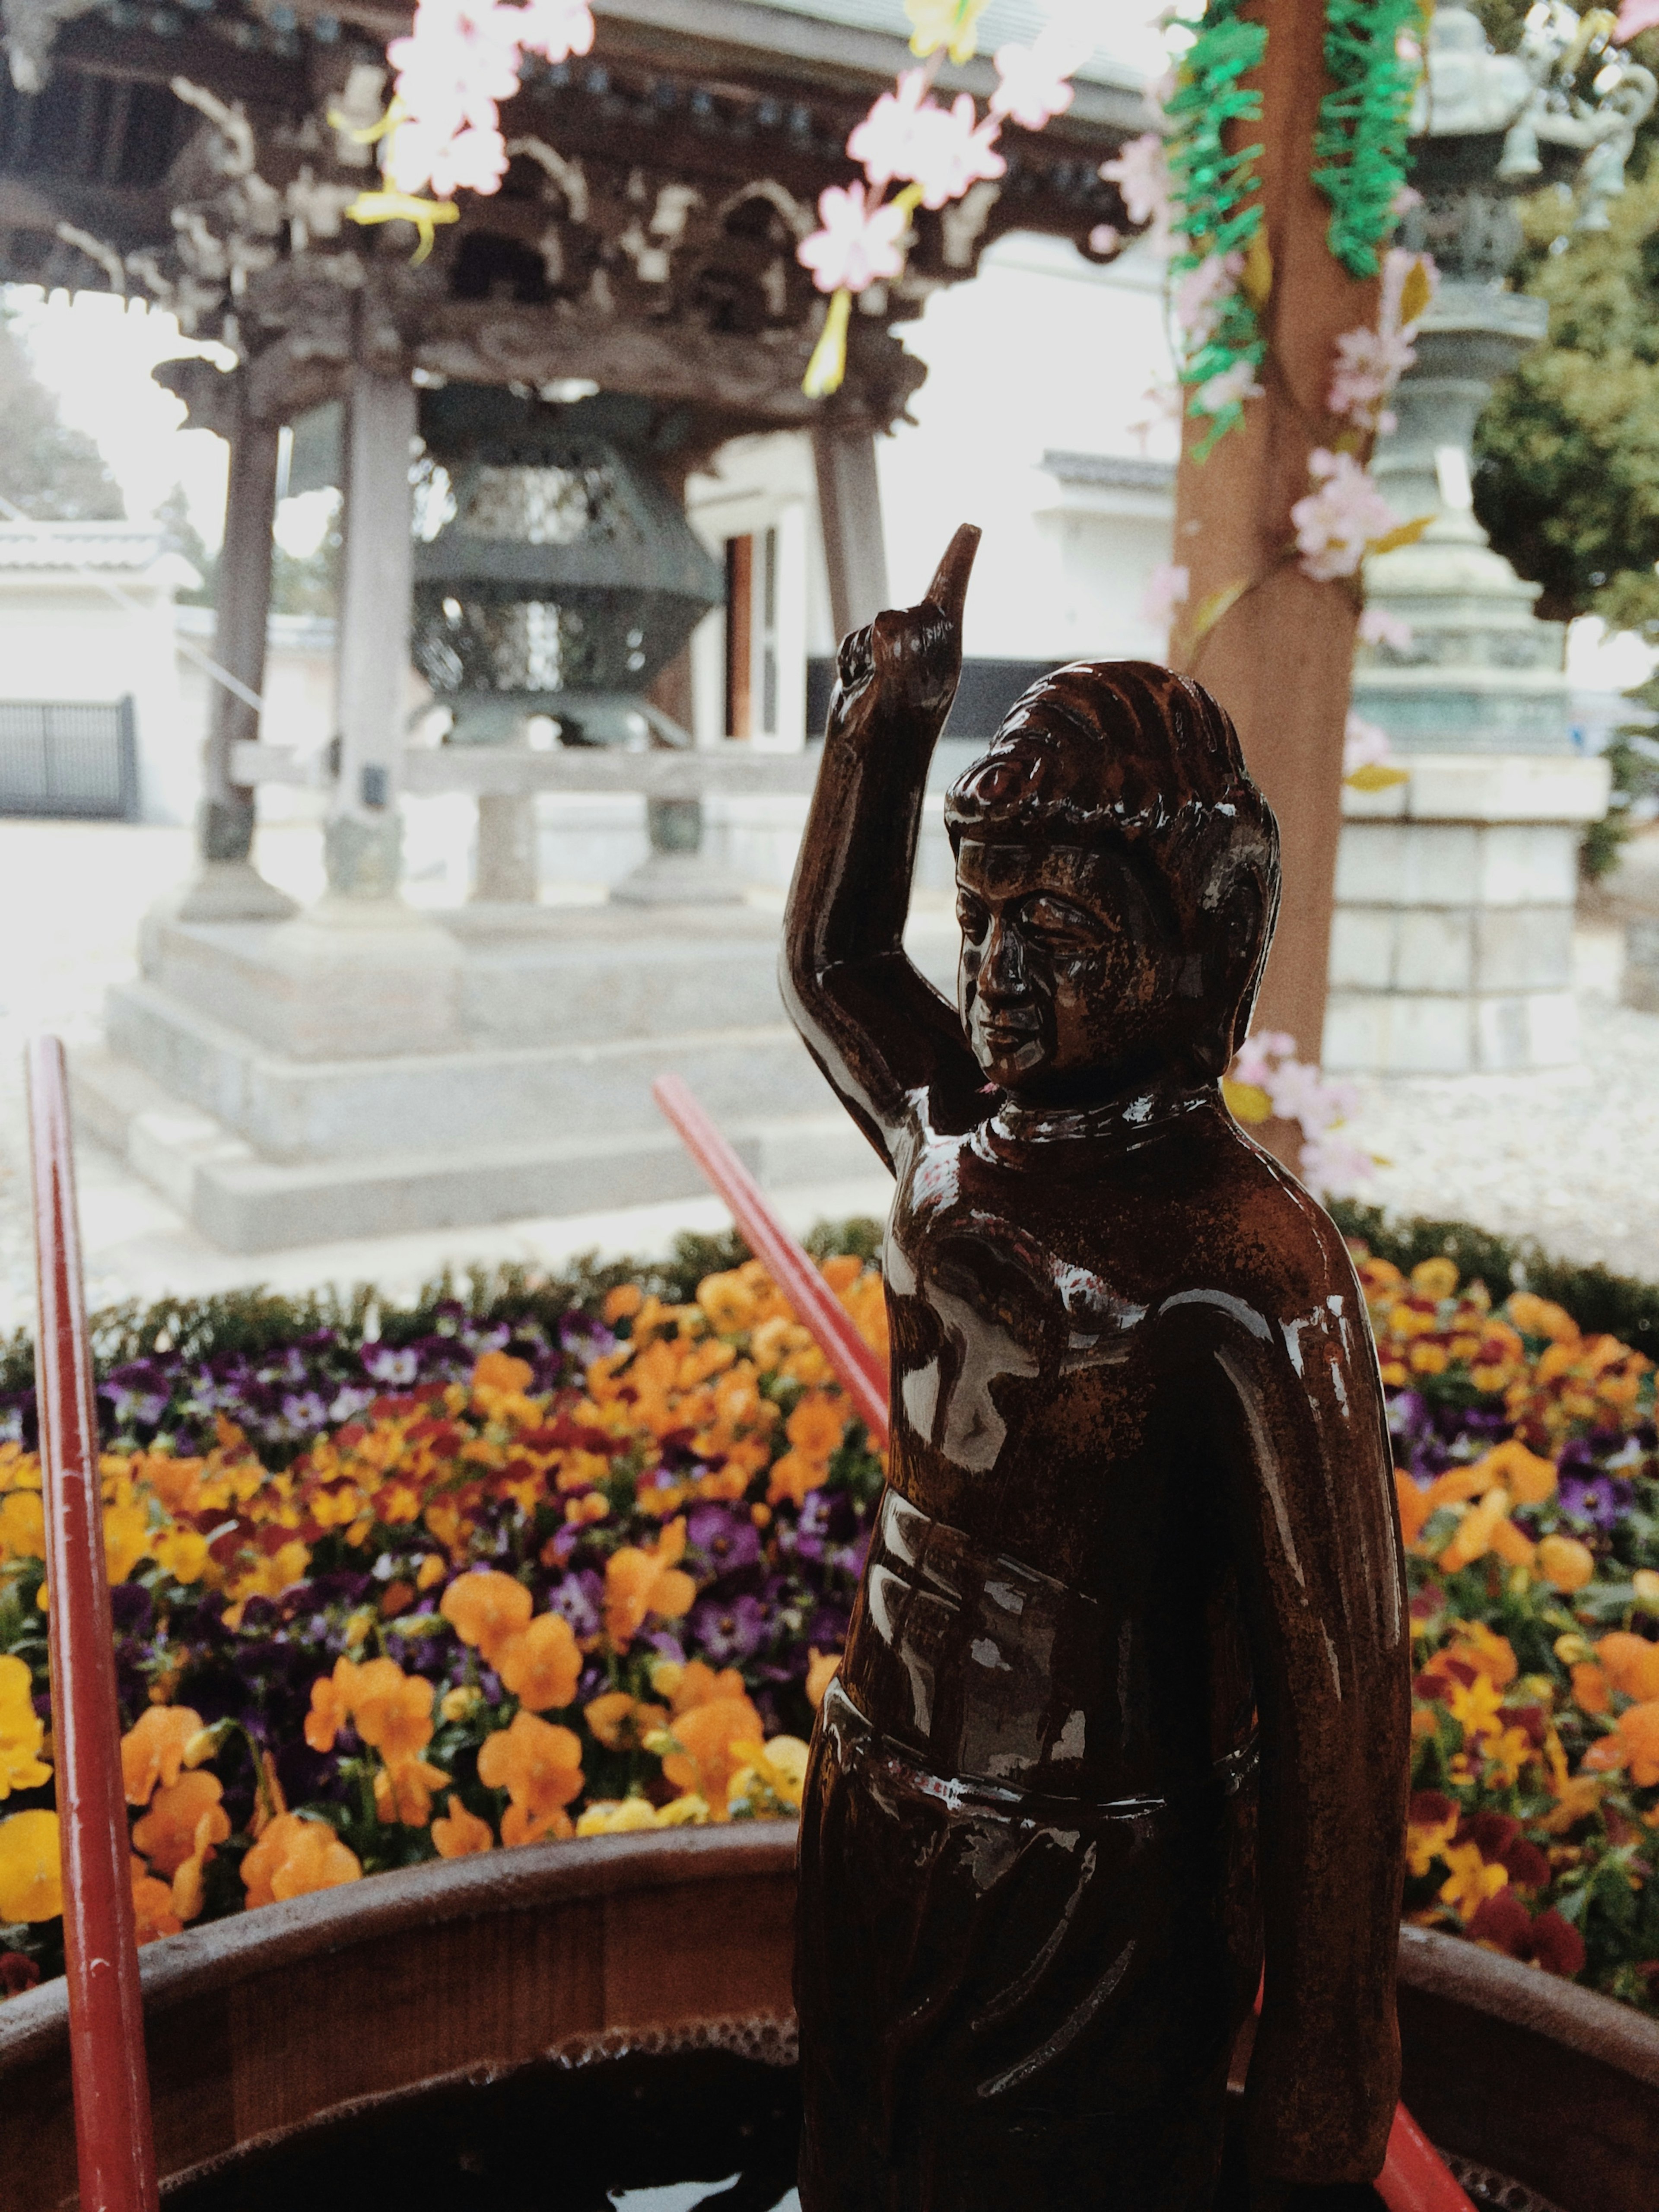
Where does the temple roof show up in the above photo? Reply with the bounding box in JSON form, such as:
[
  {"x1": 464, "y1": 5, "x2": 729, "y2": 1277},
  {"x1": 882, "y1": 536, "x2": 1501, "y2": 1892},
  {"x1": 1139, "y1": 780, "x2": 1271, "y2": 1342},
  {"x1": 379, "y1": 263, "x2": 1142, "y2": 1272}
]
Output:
[{"x1": 0, "y1": 0, "x2": 1145, "y2": 436}]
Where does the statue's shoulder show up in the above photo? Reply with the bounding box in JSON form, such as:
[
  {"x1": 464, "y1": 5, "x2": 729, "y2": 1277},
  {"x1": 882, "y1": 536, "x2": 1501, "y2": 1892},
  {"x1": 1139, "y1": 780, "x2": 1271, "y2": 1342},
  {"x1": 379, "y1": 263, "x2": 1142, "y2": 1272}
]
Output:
[{"x1": 1173, "y1": 1118, "x2": 1362, "y2": 1323}]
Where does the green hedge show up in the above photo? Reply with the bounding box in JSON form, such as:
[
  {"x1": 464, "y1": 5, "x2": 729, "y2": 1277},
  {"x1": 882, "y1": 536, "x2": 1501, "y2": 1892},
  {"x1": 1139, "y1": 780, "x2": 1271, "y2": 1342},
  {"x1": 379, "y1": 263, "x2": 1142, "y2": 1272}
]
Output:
[
  {"x1": 0, "y1": 1205, "x2": 1646, "y2": 1395},
  {"x1": 0, "y1": 1218, "x2": 889, "y2": 1393}
]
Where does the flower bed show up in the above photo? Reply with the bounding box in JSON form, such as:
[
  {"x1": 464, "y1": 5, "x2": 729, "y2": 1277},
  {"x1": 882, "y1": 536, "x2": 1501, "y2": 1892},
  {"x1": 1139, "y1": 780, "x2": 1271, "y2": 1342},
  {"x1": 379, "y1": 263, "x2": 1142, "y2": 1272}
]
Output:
[{"x1": 2, "y1": 1216, "x2": 1659, "y2": 2025}]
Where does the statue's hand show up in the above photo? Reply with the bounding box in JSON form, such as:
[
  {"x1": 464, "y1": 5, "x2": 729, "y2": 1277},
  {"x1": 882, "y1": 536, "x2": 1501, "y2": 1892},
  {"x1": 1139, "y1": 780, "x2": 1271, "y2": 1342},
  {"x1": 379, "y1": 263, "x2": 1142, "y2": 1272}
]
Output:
[{"x1": 827, "y1": 524, "x2": 979, "y2": 750}]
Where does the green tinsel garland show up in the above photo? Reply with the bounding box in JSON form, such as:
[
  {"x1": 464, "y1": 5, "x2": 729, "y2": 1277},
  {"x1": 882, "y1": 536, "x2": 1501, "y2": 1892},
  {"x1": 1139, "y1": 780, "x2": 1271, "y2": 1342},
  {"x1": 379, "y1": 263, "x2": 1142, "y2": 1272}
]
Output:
[
  {"x1": 1313, "y1": 0, "x2": 1422, "y2": 277},
  {"x1": 1163, "y1": 0, "x2": 1268, "y2": 458}
]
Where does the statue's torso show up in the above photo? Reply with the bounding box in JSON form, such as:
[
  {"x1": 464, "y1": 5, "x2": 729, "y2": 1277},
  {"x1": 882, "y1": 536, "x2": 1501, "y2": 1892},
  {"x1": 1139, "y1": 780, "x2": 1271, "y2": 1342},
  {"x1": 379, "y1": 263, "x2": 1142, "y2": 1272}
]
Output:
[{"x1": 841, "y1": 1102, "x2": 1268, "y2": 1808}]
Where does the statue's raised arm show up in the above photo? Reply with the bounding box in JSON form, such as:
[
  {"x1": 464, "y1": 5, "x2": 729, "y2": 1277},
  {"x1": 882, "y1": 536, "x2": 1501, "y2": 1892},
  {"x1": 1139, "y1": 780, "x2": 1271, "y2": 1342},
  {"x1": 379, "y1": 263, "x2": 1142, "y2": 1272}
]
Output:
[{"x1": 781, "y1": 524, "x2": 987, "y2": 1172}]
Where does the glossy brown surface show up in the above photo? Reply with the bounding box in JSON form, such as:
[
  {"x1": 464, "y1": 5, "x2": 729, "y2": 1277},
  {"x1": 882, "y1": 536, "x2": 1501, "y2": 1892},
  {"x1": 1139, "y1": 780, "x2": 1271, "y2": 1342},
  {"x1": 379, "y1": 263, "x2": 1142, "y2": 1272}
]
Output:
[{"x1": 782, "y1": 530, "x2": 1411, "y2": 2209}]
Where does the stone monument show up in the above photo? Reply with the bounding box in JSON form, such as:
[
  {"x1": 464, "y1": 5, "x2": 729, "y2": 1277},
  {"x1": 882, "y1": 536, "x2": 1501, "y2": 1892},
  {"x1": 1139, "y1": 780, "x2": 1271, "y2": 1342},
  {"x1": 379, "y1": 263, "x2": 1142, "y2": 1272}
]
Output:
[
  {"x1": 786, "y1": 528, "x2": 1410, "y2": 2208},
  {"x1": 1326, "y1": 6, "x2": 1622, "y2": 1076}
]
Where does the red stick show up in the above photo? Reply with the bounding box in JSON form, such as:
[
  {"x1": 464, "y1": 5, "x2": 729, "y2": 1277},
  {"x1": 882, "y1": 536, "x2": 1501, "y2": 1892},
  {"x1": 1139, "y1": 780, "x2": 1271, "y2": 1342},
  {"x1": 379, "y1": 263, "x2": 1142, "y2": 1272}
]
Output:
[
  {"x1": 650, "y1": 1073, "x2": 889, "y2": 1448},
  {"x1": 28, "y1": 1037, "x2": 159, "y2": 2212},
  {"x1": 1375, "y1": 2104, "x2": 1477, "y2": 2212},
  {"x1": 662, "y1": 1074, "x2": 1473, "y2": 2212}
]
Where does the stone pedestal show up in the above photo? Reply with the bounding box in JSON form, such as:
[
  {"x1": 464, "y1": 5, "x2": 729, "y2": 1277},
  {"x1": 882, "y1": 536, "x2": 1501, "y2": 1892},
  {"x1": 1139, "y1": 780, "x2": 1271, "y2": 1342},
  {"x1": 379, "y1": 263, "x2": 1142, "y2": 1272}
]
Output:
[
  {"x1": 1330, "y1": 269, "x2": 1610, "y2": 1072},
  {"x1": 1325, "y1": 752, "x2": 1610, "y2": 1072},
  {"x1": 73, "y1": 899, "x2": 951, "y2": 1252}
]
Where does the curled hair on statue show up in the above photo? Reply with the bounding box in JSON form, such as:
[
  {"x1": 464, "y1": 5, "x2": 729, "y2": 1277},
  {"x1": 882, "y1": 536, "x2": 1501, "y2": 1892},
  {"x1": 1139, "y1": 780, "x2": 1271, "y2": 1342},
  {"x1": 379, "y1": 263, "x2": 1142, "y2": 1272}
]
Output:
[{"x1": 944, "y1": 661, "x2": 1281, "y2": 1079}]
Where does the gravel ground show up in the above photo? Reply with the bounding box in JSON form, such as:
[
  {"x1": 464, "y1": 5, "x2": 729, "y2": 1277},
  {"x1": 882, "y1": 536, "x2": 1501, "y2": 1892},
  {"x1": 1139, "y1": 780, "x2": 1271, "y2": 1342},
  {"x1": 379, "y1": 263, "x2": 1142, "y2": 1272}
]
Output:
[
  {"x1": 1345, "y1": 928, "x2": 1659, "y2": 1280},
  {"x1": 0, "y1": 820, "x2": 1655, "y2": 1332}
]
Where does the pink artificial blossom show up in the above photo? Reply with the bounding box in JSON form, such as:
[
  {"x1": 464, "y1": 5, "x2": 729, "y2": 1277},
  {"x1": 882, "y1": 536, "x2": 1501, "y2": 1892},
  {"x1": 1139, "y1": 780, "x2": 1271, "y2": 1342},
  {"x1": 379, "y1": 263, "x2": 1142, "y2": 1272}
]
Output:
[
  {"x1": 1291, "y1": 449, "x2": 1395, "y2": 581},
  {"x1": 1391, "y1": 184, "x2": 1423, "y2": 216},
  {"x1": 1140, "y1": 561, "x2": 1189, "y2": 626},
  {"x1": 1228, "y1": 1030, "x2": 1370, "y2": 1196},
  {"x1": 1328, "y1": 250, "x2": 1437, "y2": 429},
  {"x1": 1342, "y1": 712, "x2": 1394, "y2": 776},
  {"x1": 846, "y1": 79, "x2": 1003, "y2": 211},
  {"x1": 990, "y1": 24, "x2": 1090, "y2": 130},
  {"x1": 1089, "y1": 222, "x2": 1122, "y2": 256},
  {"x1": 910, "y1": 92, "x2": 1006, "y2": 209},
  {"x1": 382, "y1": 0, "x2": 591, "y2": 199},
  {"x1": 1298, "y1": 1129, "x2": 1375, "y2": 1201},
  {"x1": 1358, "y1": 605, "x2": 1412, "y2": 651},
  {"x1": 1172, "y1": 251, "x2": 1243, "y2": 350},
  {"x1": 1616, "y1": 0, "x2": 1659, "y2": 39},
  {"x1": 847, "y1": 69, "x2": 931, "y2": 188},
  {"x1": 1194, "y1": 357, "x2": 1263, "y2": 415},
  {"x1": 1100, "y1": 132, "x2": 1172, "y2": 251},
  {"x1": 515, "y1": 0, "x2": 594, "y2": 61},
  {"x1": 798, "y1": 181, "x2": 910, "y2": 294}
]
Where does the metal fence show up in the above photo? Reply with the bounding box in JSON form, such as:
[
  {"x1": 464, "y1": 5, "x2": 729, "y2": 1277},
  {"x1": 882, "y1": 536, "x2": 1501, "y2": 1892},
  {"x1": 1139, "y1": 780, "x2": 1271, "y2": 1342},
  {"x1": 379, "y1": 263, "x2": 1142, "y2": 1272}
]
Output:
[{"x1": 0, "y1": 698, "x2": 138, "y2": 820}]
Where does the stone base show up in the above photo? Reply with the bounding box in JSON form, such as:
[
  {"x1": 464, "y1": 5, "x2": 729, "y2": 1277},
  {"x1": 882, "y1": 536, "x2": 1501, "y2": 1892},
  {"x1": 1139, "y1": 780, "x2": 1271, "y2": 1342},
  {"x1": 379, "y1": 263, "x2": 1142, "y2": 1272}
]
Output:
[
  {"x1": 71, "y1": 1049, "x2": 877, "y2": 1250},
  {"x1": 79, "y1": 898, "x2": 942, "y2": 1250},
  {"x1": 1626, "y1": 917, "x2": 1659, "y2": 1015},
  {"x1": 172, "y1": 861, "x2": 299, "y2": 925},
  {"x1": 1323, "y1": 751, "x2": 1610, "y2": 1074}
]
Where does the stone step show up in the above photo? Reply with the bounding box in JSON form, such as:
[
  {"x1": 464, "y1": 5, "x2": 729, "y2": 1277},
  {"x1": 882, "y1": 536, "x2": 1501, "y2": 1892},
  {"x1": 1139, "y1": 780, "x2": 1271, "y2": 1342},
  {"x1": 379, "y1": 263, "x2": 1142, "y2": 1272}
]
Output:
[
  {"x1": 105, "y1": 979, "x2": 840, "y2": 1162},
  {"x1": 134, "y1": 903, "x2": 961, "y2": 1058},
  {"x1": 72, "y1": 1046, "x2": 881, "y2": 1253}
]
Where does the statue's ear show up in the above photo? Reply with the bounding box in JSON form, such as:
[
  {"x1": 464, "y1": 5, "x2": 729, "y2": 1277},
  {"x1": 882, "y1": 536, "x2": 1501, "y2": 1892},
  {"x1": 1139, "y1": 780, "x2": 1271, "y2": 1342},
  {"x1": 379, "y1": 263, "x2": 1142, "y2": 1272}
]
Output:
[{"x1": 1195, "y1": 860, "x2": 1273, "y2": 1078}]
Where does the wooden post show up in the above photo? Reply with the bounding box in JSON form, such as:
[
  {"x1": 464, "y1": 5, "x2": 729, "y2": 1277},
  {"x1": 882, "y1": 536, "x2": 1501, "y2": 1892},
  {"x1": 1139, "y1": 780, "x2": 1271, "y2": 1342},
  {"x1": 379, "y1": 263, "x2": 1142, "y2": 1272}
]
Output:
[
  {"x1": 1170, "y1": 0, "x2": 1380, "y2": 1082},
  {"x1": 813, "y1": 419, "x2": 889, "y2": 639},
  {"x1": 175, "y1": 391, "x2": 296, "y2": 923},
  {"x1": 325, "y1": 350, "x2": 416, "y2": 904}
]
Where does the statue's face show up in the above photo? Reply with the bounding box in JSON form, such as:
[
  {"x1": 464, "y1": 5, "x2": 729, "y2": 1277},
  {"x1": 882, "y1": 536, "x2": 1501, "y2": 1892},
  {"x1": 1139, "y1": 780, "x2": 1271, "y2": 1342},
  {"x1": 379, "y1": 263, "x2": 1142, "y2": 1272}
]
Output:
[{"x1": 954, "y1": 838, "x2": 1184, "y2": 1101}]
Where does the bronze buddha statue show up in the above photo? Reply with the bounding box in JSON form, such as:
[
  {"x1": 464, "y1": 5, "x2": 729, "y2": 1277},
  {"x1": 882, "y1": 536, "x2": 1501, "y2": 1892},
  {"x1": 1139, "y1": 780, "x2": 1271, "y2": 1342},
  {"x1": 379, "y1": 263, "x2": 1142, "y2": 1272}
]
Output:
[{"x1": 783, "y1": 527, "x2": 1409, "y2": 2210}]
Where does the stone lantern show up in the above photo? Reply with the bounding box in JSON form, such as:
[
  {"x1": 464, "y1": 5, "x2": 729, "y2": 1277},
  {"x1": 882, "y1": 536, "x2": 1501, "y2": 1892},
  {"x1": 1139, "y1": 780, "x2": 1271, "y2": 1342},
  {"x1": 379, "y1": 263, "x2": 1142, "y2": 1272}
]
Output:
[
  {"x1": 1325, "y1": 6, "x2": 1639, "y2": 1075},
  {"x1": 413, "y1": 384, "x2": 725, "y2": 901}
]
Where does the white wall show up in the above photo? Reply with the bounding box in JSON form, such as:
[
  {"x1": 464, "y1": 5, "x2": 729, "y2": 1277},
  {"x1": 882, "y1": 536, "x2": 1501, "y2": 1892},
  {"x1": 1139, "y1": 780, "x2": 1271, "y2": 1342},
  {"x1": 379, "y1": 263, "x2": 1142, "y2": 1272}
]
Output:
[
  {"x1": 0, "y1": 561, "x2": 193, "y2": 822},
  {"x1": 879, "y1": 231, "x2": 1177, "y2": 657}
]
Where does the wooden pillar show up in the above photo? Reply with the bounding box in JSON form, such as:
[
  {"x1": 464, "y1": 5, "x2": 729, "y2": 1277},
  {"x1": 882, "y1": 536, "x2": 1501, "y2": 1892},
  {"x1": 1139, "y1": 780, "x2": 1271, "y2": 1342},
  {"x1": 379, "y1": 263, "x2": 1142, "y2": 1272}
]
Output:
[
  {"x1": 175, "y1": 392, "x2": 296, "y2": 922},
  {"x1": 1170, "y1": 0, "x2": 1379, "y2": 1077},
  {"x1": 813, "y1": 419, "x2": 889, "y2": 639},
  {"x1": 324, "y1": 355, "x2": 416, "y2": 903}
]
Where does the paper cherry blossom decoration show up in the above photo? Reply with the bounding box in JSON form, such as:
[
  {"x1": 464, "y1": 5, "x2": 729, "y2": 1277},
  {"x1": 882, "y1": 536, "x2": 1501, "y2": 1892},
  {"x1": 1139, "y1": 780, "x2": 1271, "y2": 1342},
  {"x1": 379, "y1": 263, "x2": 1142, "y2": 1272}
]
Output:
[{"x1": 798, "y1": 182, "x2": 912, "y2": 295}]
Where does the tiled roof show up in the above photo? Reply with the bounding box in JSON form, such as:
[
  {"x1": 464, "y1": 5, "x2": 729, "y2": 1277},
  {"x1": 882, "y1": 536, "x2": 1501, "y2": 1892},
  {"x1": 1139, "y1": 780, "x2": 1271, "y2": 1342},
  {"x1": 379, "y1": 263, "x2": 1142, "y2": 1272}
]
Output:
[
  {"x1": 1042, "y1": 450, "x2": 1175, "y2": 489},
  {"x1": 723, "y1": 0, "x2": 1144, "y2": 87},
  {"x1": 0, "y1": 522, "x2": 171, "y2": 572}
]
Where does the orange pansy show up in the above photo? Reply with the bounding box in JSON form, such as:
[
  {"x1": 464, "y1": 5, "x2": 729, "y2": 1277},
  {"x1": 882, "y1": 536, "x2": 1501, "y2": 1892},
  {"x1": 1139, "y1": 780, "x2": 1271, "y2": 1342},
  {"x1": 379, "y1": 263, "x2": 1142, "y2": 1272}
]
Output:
[
  {"x1": 121, "y1": 1705, "x2": 204, "y2": 1808},
  {"x1": 441, "y1": 1569, "x2": 534, "y2": 1667}
]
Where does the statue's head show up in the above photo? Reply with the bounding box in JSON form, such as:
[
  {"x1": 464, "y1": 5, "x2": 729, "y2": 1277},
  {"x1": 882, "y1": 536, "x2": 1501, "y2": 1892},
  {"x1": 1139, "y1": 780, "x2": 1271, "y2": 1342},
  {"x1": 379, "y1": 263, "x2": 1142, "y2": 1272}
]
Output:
[{"x1": 942, "y1": 662, "x2": 1279, "y2": 1103}]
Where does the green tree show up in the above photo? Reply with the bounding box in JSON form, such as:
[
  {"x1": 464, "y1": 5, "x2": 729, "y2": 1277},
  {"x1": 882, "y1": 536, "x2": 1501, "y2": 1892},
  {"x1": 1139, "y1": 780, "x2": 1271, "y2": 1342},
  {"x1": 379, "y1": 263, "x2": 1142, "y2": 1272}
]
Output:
[
  {"x1": 0, "y1": 307, "x2": 124, "y2": 521},
  {"x1": 1474, "y1": 165, "x2": 1659, "y2": 637},
  {"x1": 155, "y1": 482, "x2": 216, "y2": 605}
]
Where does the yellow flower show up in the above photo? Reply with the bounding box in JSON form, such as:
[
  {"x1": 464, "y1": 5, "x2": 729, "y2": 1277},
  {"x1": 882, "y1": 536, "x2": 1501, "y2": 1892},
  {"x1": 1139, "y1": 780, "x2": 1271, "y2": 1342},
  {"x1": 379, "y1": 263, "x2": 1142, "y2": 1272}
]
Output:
[
  {"x1": 152, "y1": 1526, "x2": 209, "y2": 1584},
  {"x1": 1438, "y1": 1841, "x2": 1508, "y2": 1922},
  {"x1": 575, "y1": 1795, "x2": 663, "y2": 1835},
  {"x1": 0, "y1": 1654, "x2": 50, "y2": 1798},
  {"x1": 727, "y1": 1734, "x2": 811, "y2": 1816},
  {"x1": 1405, "y1": 1808, "x2": 1458, "y2": 1878},
  {"x1": 906, "y1": 0, "x2": 990, "y2": 63},
  {"x1": 1446, "y1": 1673, "x2": 1506, "y2": 1744},
  {"x1": 1537, "y1": 1533, "x2": 1595, "y2": 1592},
  {"x1": 0, "y1": 1489, "x2": 44, "y2": 1562},
  {"x1": 0, "y1": 1809, "x2": 61, "y2": 1921},
  {"x1": 1409, "y1": 1258, "x2": 1459, "y2": 1302},
  {"x1": 102, "y1": 1500, "x2": 152, "y2": 1583}
]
